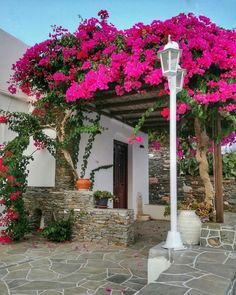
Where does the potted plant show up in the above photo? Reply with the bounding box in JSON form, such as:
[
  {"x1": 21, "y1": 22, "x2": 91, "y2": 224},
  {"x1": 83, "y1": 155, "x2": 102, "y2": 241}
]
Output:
[{"x1": 93, "y1": 190, "x2": 114, "y2": 208}]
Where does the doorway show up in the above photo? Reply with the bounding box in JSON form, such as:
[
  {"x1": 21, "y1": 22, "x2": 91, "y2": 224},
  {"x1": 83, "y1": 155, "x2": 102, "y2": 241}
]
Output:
[{"x1": 113, "y1": 140, "x2": 128, "y2": 209}]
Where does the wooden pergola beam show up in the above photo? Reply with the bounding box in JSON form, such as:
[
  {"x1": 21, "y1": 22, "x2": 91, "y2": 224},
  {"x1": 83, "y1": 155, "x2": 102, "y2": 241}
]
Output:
[
  {"x1": 95, "y1": 87, "x2": 160, "y2": 101},
  {"x1": 127, "y1": 117, "x2": 166, "y2": 123},
  {"x1": 111, "y1": 108, "x2": 163, "y2": 116},
  {"x1": 142, "y1": 122, "x2": 168, "y2": 127},
  {"x1": 102, "y1": 97, "x2": 165, "y2": 108}
]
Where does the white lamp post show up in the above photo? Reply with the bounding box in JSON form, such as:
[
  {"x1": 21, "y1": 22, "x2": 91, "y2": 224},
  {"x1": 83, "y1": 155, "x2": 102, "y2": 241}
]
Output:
[{"x1": 158, "y1": 35, "x2": 186, "y2": 250}]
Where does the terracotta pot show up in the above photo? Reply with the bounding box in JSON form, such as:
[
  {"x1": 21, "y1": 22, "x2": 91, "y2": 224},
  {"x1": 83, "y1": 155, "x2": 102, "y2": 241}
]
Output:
[
  {"x1": 76, "y1": 178, "x2": 91, "y2": 190},
  {"x1": 178, "y1": 210, "x2": 202, "y2": 245}
]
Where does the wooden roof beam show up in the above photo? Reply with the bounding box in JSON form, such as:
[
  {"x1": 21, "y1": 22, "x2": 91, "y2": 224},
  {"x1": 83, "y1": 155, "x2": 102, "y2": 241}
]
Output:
[
  {"x1": 102, "y1": 96, "x2": 166, "y2": 108},
  {"x1": 111, "y1": 108, "x2": 163, "y2": 116}
]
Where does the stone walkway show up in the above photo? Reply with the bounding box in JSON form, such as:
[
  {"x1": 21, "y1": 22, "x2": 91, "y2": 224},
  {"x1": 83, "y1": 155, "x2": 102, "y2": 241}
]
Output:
[
  {"x1": 0, "y1": 236, "x2": 152, "y2": 295},
  {"x1": 1, "y1": 219, "x2": 236, "y2": 295},
  {"x1": 137, "y1": 245, "x2": 236, "y2": 295}
]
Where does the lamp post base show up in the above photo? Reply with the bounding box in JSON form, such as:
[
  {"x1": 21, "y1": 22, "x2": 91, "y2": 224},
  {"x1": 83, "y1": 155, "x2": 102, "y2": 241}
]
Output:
[{"x1": 162, "y1": 230, "x2": 186, "y2": 250}]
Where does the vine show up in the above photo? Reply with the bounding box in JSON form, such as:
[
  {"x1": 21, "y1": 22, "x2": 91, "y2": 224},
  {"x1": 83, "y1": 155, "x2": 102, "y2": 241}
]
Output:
[
  {"x1": 80, "y1": 113, "x2": 102, "y2": 178},
  {"x1": 89, "y1": 164, "x2": 113, "y2": 190}
]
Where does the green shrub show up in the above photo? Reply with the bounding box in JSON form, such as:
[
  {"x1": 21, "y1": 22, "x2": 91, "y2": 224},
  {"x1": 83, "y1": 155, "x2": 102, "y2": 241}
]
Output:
[
  {"x1": 42, "y1": 211, "x2": 75, "y2": 242},
  {"x1": 222, "y1": 152, "x2": 236, "y2": 178},
  {"x1": 93, "y1": 190, "x2": 113, "y2": 200},
  {"x1": 179, "y1": 152, "x2": 236, "y2": 179}
]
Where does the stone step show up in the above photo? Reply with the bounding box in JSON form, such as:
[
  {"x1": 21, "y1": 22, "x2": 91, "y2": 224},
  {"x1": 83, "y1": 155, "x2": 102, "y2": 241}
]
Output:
[{"x1": 136, "y1": 214, "x2": 151, "y2": 221}]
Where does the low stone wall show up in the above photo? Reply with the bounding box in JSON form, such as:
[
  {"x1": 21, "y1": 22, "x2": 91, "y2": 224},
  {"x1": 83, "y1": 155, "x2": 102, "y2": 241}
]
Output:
[
  {"x1": 76, "y1": 208, "x2": 134, "y2": 246},
  {"x1": 200, "y1": 223, "x2": 236, "y2": 250},
  {"x1": 24, "y1": 188, "x2": 134, "y2": 246}
]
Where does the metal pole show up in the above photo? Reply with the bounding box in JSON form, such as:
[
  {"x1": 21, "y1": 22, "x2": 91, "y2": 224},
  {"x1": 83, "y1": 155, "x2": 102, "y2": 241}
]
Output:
[
  {"x1": 169, "y1": 75, "x2": 178, "y2": 233},
  {"x1": 162, "y1": 75, "x2": 185, "y2": 250}
]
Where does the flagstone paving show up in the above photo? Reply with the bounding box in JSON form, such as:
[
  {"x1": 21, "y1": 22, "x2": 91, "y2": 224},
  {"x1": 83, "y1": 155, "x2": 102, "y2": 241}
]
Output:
[
  {"x1": 0, "y1": 236, "x2": 151, "y2": 295},
  {"x1": 1, "y1": 219, "x2": 236, "y2": 295},
  {"x1": 136, "y1": 245, "x2": 236, "y2": 295}
]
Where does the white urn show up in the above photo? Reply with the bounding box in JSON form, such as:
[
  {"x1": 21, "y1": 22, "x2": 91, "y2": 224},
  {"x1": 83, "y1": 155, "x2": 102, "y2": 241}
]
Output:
[{"x1": 178, "y1": 210, "x2": 202, "y2": 245}]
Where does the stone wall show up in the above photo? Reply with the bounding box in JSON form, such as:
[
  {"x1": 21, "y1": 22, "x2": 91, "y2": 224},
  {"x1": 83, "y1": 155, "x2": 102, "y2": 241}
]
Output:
[
  {"x1": 76, "y1": 208, "x2": 134, "y2": 246},
  {"x1": 24, "y1": 188, "x2": 134, "y2": 246},
  {"x1": 149, "y1": 147, "x2": 236, "y2": 211}
]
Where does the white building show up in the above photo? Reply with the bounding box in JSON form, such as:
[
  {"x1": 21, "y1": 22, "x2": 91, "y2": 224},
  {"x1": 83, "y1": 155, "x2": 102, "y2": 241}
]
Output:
[{"x1": 0, "y1": 29, "x2": 149, "y2": 215}]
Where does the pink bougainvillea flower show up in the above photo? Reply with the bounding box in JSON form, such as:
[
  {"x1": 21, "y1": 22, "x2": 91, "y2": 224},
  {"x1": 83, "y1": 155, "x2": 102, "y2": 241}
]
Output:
[
  {"x1": 6, "y1": 175, "x2": 15, "y2": 183},
  {"x1": 8, "y1": 84, "x2": 16, "y2": 94},
  {"x1": 177, "y1": 150, "x2": 184, "y2": 158},
  {"x1": 0, "y1": 199, "x2": 5, "y2": 205},
  {"x1": 152, "y1": 141, "x2": 161, "y2": 151},
  {"x1": 32, "y1": 108, "x2": 39, "y2": 115},
  {"x1": 208, "y1": 141, "x2": 215, "y2": 153},
  {"x1": 41, "y1": 141, "x2": 46, "y2": 150},
  {"x1": 77, "y1": 51, "x2": 88, "y2": 60},
  {"x1": 98, "y1": 10, "x2": 109, "y2": 20},
  {"x1": 53, "y1": 72, "x2": 67, "y2": 82},
  {"x1": 0, "y1": 116, "x2": 8, "y2": 123},
  {"x1": 161, "y1": 108, "x2": 170, "y2": 120},
  {"x1": 0, "y1": 161, "x2": 8, "y2": 174},
  {"x1": 104, "y1": 287, "x2": 112, "y2": 293},
  {"x1": 34, "y1": 140, "x2": 39, "y2": 148},
  {"x1": 177, "y1": 102, "x2": 191, "y2": 115},
  {"x1": 11, "y1": 212, "x2": 18, "y2": 220},
  {"x1": 9, "y1": 191, "x2": 21, "y2": 201},
  {"x1": 135, "y1": 136, "x2": 144, "y2": 143},
  {"x1": 0, "y1": 235, "x2": 12, "y2": 244},
  {"x1": 6, "y1": 151, "x2": 14, "y2": 157},
  {"x1": 128, "y1": 138, "x2": 134, "y2": 145}
]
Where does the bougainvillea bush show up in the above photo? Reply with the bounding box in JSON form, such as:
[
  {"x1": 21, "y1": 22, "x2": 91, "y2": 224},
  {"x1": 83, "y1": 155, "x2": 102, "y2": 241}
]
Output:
[
  {"x1": 1, "y1": 10, "x2": 236, "y2": 239},
  {"x1": 0, "y1": 112, "x2": 57, "y2": 241}
]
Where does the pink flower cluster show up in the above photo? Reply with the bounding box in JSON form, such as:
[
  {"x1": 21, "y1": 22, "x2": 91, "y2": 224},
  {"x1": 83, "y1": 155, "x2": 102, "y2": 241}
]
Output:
[
  {"x1": 34, "y1": 139, "x2": 46, "y2": 150},
  {"x1": 221, "y1": 132, "x2": 236, "y2": 146},
  {"x1": 0, "y1": 116, "x2": 8, "y2": 123},
  {"x1": 8, "y1": 11, "x2": 236, "y2": 128},
  {"x1": 128, "y1": 135, "x2": 144, "y2": 144},
  {"x1": 0, "y1": 151, "x2": 23, "y2": 243},
  {"x1": 161, "y1": 102, "x2": 191, "y2": 120}
]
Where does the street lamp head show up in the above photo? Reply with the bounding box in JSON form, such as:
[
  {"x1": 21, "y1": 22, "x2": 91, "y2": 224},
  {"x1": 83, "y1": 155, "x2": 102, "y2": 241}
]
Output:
[
  {"x1": 158, "y1": 35, "x2": 182, "y2": 77},
  {"x1": 176, "y1": 66, "x2": 186, "y2": 93}
]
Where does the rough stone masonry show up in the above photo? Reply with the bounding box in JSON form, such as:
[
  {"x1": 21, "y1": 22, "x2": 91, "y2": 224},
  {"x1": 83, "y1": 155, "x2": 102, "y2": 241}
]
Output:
[{"x1": 24, "y1": 189, "x2": 134, "y2": 246}]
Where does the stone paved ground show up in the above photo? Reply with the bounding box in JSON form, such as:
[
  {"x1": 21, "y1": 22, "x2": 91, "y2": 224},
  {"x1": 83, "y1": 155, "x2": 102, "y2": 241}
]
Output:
[
  {"x1": 0, "y1": 220, "x2": 169, "y2": 295},
  {"x1": 1, "y1": 219, "x2": 236, "y2": 295},
  {"x1": 0, "y1": 239, "x2": 147, "y2": 295},
  {"x1": 137, "y1": 245, "x2": 236, "y2": 295}
]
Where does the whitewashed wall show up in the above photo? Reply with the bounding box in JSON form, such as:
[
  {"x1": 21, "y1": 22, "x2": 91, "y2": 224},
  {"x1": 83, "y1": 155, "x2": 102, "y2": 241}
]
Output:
[
  {"x1": 0, "y1": 29, "x2": 56, "y2": 187},
  {"x1": 0, "y1": 29, "x2": 30, "y2": 143},
  {"x1": 78, "y1": 115, "x2": 149, "y2": 213}
]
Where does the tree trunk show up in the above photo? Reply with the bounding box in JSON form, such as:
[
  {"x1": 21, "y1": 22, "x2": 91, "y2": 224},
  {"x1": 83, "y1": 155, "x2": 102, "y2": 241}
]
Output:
[
  {"x1": 55, "y1": 110, "x2": 78, "y2": 189},
  {"x1": 194, "y1": 118, "x2": 214, "y2": 206},
  {"x1": 55, "y1": 149, "x2": 77, "y2": 189}
]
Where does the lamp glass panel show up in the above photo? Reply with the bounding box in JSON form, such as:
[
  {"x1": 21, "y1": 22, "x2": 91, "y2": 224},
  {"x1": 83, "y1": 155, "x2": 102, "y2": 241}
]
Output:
[
  {"x1": 170, "y1": 50, "x2": 180, "y2": 72},
  {"x1": 161, "y1": 51, "x2": 169, "y2": 73},
  {"x1": 176, "y1": 70, "x2": 183, "y2": 90}
]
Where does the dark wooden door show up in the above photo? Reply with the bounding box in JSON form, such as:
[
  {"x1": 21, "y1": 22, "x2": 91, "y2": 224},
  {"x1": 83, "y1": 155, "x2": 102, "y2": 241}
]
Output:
[{"x1": 113, "y1": 140, "x2": 128, "y2": 209}]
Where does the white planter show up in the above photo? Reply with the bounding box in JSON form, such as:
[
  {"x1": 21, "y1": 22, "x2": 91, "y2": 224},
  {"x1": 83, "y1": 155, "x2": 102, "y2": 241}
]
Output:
[{"x1": 177, "y1": 210, "x2": 202, "y2": 245}]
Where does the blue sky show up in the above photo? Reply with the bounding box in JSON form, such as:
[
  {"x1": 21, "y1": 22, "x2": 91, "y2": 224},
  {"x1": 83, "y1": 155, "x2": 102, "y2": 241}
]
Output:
[{"x1": 1, "y1": 0, "x2": 236, "y2": 45}]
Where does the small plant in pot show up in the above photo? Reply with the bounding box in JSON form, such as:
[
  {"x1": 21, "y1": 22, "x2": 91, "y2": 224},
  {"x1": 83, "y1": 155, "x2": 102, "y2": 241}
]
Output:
[{"x1": 93, "y1": 190, "x2": 114, "y2": 208}]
